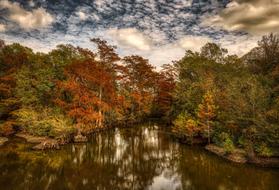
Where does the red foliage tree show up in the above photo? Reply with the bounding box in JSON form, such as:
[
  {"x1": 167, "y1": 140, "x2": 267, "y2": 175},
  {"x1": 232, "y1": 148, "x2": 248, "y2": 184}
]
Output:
[
  {"x1": 154, "y1": 64, "x2": 176, "y2": 118},
  {"x1": 120, "y1": 55, "x2": 157, "y2": 121},
  {"x1": 56, "y1": 39, "x2": 120, "y2": 132}
]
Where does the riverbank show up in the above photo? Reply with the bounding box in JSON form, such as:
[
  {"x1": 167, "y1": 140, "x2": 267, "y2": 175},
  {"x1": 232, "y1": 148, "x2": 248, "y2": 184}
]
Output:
[
  {"x1": 14, "y1": 132, "x2": 88, "y2": 150},
  {"x1": 205, "y1": 144, "x2": 247, "y2": 163},
  {"x1": 205, "y1": 144, "x2": 279, "y2": 168},
  {"x1": 170, "y1": 131, "x2": 279, "y2": 168},
  {"x1": 0, "y1": 121, "x2": 155, "y2": 150}
]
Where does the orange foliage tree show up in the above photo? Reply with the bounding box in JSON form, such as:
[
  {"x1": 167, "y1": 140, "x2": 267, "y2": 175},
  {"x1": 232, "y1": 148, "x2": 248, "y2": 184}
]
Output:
[
  {"x1": 197, "y1": 91, "x2": 217, "y2": 144},
  {"x1": 55, "y1": 39, "x2": 120, "y2": 132},
  {"x1": 154, "y1": 64, "x2": 176, "y2": 119},
  {"x1": 56, "y1": 58, "x2": 113, "y2": 132}
]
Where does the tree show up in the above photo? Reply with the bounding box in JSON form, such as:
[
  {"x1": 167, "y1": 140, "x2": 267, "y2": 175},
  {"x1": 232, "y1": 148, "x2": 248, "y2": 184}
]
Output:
[
  {"x1": 197, "y1": 91, "x2": 217, "y2": 144},
  {"x1": 121, "y1": 55, "x2": 157, "y2": 121},
  {"x1": 153, "y1": 64, "x2": 176, "y2": 119},
  {"x1": 90, "y1": 38, "x2": 120, "y2": 127},
  {"x1": 257, "y1": 33, "x2": 279, "y2": 75},
  {"x1": 0, "y1": 43, "x2": 33, "y2": 136},
  {"x1": 172, "y1": 112, "x2": 199, "y2": 144},
  {"x1": 56, "y1": 57, "x2": 114, "y2": 132},
  {"x1": 201, "y1": 43, "x2": 228, "y2": 63},
  {"x1": 244, "y1": 34, "x2": 279, "y2": 122}
]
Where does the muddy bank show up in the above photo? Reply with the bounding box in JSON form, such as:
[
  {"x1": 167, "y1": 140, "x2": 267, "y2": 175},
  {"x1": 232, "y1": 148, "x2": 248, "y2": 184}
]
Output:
[
  {"x1": 205, "y1": 144, "x2": 279, "y2": 168},
  {"x1": 16, "y1": 133, "x2": 49, "y2": 144},
  {"x1": 249, "y1": 157, "x2": 279, "y2": 168},
  {"x1": 205, "y1": 144, "x2": 247, "y2": 163},
  {"x1": 15, "y1": 132, "x2": 88, "y2": 150}
]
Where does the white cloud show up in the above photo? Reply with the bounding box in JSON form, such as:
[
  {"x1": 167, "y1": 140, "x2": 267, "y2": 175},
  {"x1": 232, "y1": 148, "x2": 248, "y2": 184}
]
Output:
[
  {"x1": 0, "y1": 24, "x2": 6, "y2": 32},
  {"x1": 219, "y1": 35, "x2": 259, "y2": 56},
  {"x1": 173, "y1": 0, "x2": 192, "y2": 8},
  {"x1": 142, "y1": 34, "x2": 258, "y2": 67},
  {"x1": 108, "y1": 28, "x2": 152, "y2": 51},
  {"x1": 29, "y1": 0, "x2": 35, "y2": 7},
  {"x1": 202, "y1": 0, "x2": 279, "y2": 34},
  {"x1": 106, "y1": 29, "x2": 212, "y2": 67},
  {"x1": 76, "y1": 11, "x2": 87, "y2": 21},
  {"x1": 178, "y1": 35, "x2": 212, "y2": 52},
  {"x1": 106, "y1": 28, "x2": 211, "y2": 63},
  {"x1": 105, "y1": 28, "x2": 212, "y2": 67},
  {"x1": 145, "y1": 35, "x2": 211, "y2": 67},
  {"x1": 0, "y1": 0, "x2": 54, "y2": 30},
  {"x1": 146, "y1": 43, "x2": 184, "y2": 68}
]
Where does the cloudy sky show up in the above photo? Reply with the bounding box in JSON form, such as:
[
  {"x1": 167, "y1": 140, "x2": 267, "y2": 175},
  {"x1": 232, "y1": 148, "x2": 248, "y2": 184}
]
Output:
[{"x1": 0, "y1": 0, "x2": 279, "y2": 68}]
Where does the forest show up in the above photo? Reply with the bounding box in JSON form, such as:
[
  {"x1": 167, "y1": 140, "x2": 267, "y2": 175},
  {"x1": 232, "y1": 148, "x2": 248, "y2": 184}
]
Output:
[{"x1": 0, "y1": 33, "x2": 279, "y2": 161}]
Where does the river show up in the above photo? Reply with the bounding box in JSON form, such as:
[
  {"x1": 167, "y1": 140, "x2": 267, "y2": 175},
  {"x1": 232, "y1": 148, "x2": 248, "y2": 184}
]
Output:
[{"x1": 0, "y1": 124, "x2": 278, "y2": 190}]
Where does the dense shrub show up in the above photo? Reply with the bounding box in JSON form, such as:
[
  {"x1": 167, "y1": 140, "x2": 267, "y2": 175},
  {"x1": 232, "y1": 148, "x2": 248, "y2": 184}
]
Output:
[
  {"x1": 223, "y1": 138, "x2": 235, "y2": 153},
  {"x1": 255, "y1": 142, "x2": 273, "y2": 157},
  {"x1": 172, "y1": 112, "x2": 199, "y2": 143},
  {"x1": 214, "y1": 132, "x2": 235, "y2": 153},
  {"x1": 14, "y1": 107, "x2": 75, "y2": 137}
]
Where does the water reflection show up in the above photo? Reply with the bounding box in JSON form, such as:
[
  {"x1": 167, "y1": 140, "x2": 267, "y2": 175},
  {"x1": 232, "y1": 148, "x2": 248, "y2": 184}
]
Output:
[{"x1": 0, "y1": 125, "x2": 278, "y2": 190}]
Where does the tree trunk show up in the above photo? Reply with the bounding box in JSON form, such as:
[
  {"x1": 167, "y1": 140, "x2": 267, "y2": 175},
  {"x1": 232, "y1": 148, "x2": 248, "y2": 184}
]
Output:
[
  {"x1": 98, "y1": 86, "x2": 102, "y2": 128},
  {"x1": 207, "y1": 120, "x2": 210, "y2": 144},
  {"x1": 246, "y1": 140, "x2": 256, "y2": 161}
]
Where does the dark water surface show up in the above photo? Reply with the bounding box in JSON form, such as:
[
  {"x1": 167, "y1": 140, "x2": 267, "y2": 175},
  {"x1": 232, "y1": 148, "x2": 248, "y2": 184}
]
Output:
[{"x1": 0, "y1": 125, "x2": 278, "y2": 190}]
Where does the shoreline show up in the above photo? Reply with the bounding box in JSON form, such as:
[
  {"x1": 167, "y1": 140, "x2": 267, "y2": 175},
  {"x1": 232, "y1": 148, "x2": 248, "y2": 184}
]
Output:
[
  {"x1": 205, "y1": 144, "x2": 247, "y2": 164},
  {"x1": 205, "y1": 144, "x2": 279, "y2": 168},
  {"x1": 170, "y1": 132, "x2": 279, "y2": 169},
  {"x1": 14, "y1": 131, "x2": 90, "y2": 150},
  {"x1": 2, "y1": 127, "x2": 279, "y2": 168},
  {"x1": 0, "y1": 122, "x2": 156, "y2": 150},
  {"x1": 11, "y1": 125, "x2": 131, "y2": 150}
]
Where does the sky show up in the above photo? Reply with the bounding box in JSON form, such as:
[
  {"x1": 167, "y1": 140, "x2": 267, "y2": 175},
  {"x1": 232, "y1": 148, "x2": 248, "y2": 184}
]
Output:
[{"x1": 0, "y1": 0, "x2": 279, "y2": 68}]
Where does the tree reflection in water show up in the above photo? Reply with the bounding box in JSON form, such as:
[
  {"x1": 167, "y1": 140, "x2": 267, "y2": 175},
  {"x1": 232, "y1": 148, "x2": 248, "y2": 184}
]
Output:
[{"x1": 0, "y1": 125, "x2": 278, "y2": 190}]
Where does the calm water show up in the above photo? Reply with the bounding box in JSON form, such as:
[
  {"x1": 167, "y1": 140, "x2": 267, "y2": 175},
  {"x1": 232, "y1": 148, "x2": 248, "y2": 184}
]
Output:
[{"x1": 0, "y1": 125, "x2": 278, "y2": 190}]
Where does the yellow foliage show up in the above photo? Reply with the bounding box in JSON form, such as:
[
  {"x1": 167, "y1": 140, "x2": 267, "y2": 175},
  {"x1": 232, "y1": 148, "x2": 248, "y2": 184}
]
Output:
[
  {"x1": 13, "y1": 107, "x2": 75, "y2": 137},
  {"x1": 172, "y1": 113, "x2": 199, "y2": 143},
  {"x1": 197, "y1": 91, "x2": 217, "y2": 143}
]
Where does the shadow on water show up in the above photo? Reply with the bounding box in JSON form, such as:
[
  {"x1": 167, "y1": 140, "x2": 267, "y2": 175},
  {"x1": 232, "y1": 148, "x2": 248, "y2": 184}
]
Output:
[{"x1": 0, "y1": 124, "x2": 278, "y2": 190}]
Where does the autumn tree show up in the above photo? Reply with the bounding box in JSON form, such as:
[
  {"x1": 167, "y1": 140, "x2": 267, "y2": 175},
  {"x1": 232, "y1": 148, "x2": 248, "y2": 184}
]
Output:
[
  {"x1": 121, "y1": 55, "x2": 157, "y2": 122},
  {"x1": 172, "y1": 112, "x2": 199, "y2": 144},
  {"x1": 90, "y1": 38, "x2": 120, "y2": 127},
  {"x1": 197, "y1": 92, "x2": 217, "y2": 144},
  {"x1": 153, "y1": 64, "x2": 176, "y2": 120},
  {"x1": 0, "y1": 42, "x2": 33, "y2": 136},
  {"x1": 55, "y1": 39, "x2": 120, "y2": 132},
  {"x1": 56, "y1": 57, "x2": 112, "y2": 132}
]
